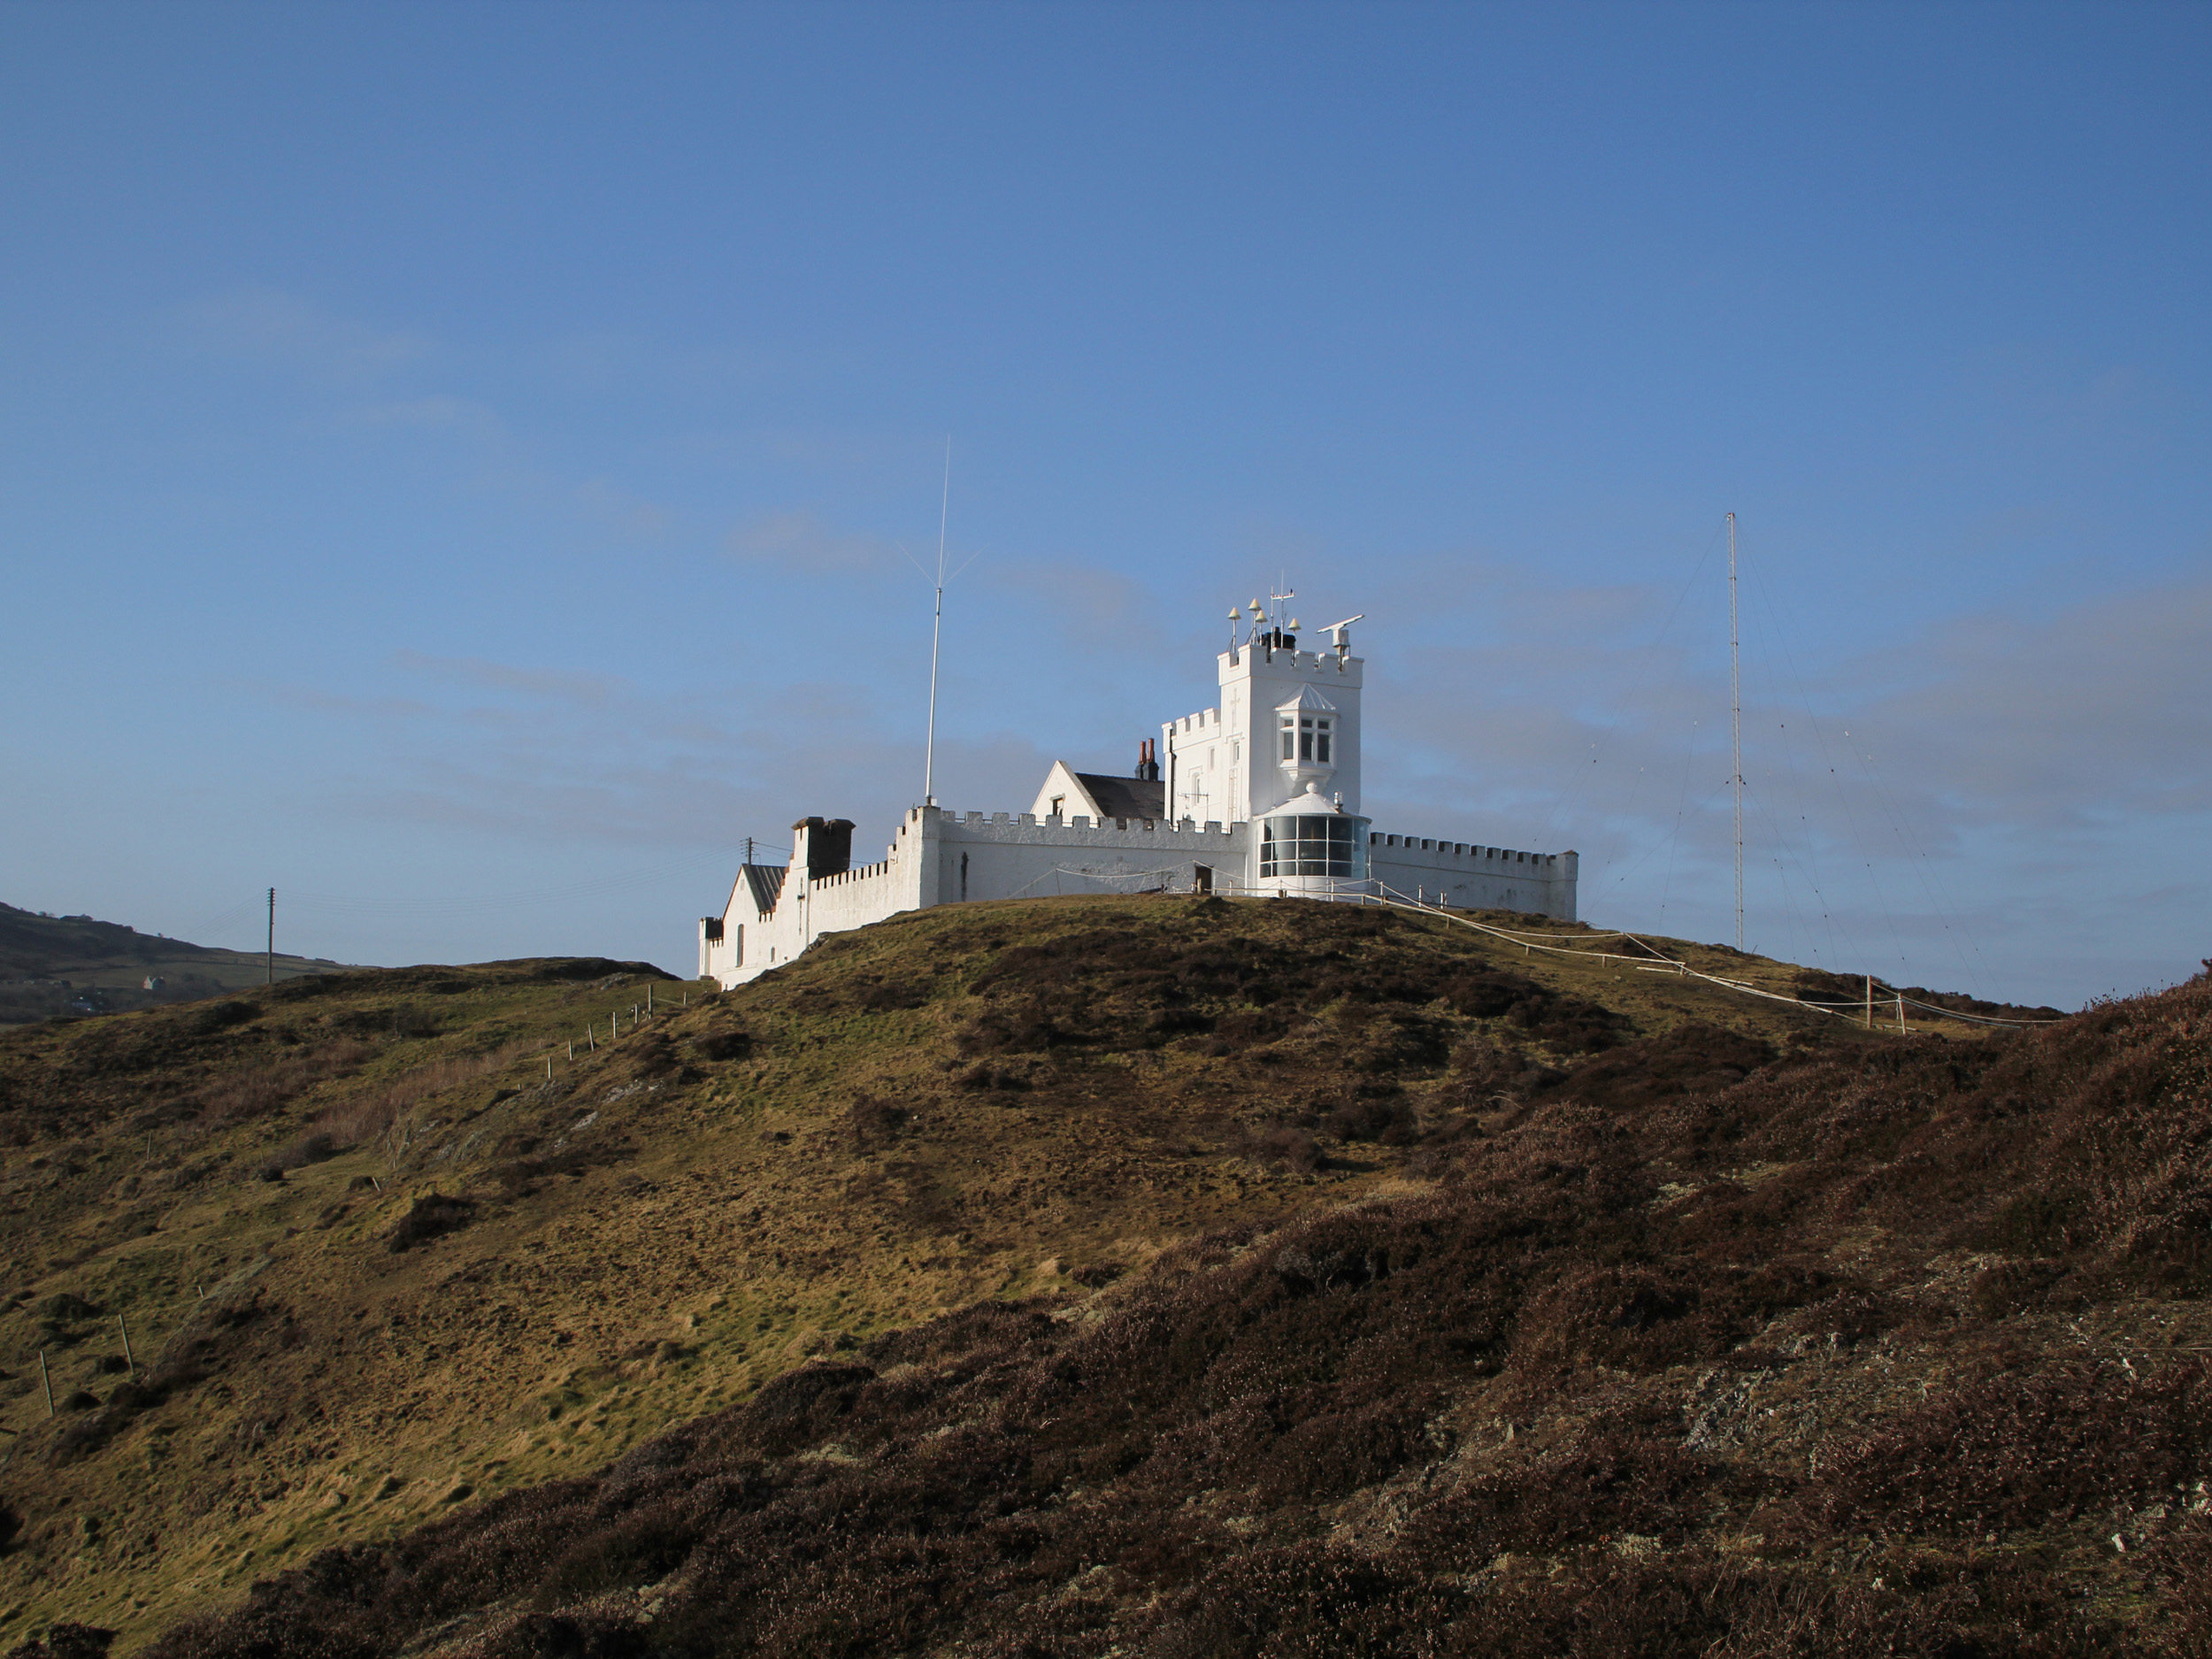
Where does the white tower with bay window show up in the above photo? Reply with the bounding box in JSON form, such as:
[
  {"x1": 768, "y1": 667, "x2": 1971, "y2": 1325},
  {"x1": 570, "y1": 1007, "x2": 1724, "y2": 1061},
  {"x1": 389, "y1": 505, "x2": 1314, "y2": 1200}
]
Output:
[
  {"x1": 1155, "y1": 604, "x2": 1371, "y2": 895},
  {"x1": 1159, "y1": 608, "x2": 1364, "y2": 825}
]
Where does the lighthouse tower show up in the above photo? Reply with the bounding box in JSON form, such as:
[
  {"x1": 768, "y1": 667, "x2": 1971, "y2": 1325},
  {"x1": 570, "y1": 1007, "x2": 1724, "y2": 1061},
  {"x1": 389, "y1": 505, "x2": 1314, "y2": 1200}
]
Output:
[{"x1": 1158, "y1": 601, "x2": 1371, "y2": 896}]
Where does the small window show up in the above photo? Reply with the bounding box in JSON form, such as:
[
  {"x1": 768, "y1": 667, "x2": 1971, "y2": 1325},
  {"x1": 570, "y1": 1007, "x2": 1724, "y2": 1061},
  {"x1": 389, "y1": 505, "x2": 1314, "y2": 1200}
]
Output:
[
  {"x1": 1279, "y1": 713, "x2": 1295, "y2": 760},
  {"x1": 1316, "y1": 718, "x2": 1332, "y2": 764},
  {"x1": 1049, "y1": 795, "x2": 1064, "y2": 816}
]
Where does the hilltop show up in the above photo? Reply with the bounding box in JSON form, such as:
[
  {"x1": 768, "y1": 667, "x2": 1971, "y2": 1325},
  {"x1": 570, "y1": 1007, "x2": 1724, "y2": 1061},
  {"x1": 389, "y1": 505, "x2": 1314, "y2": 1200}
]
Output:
[
  {"x1": 0, "y1": 904, "x2": 346, "y2": 1028},
  {"x1": 0, "y1": 896, "x2": 2203, "y2": 1655}
]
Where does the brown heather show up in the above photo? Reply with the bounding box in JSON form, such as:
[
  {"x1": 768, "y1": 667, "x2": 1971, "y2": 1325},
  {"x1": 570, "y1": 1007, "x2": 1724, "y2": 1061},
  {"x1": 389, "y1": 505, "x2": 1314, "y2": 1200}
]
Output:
[{"x1": 0, "y1": 901, "x2": 2206, "y2": 1655}]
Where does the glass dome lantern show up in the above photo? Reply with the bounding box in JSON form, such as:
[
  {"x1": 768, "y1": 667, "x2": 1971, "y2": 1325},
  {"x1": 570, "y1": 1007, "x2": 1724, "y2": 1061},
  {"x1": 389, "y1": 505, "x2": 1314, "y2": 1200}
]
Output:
[{"x1": 1257, "y1": 784, "x2": 1371, "y2": 895}]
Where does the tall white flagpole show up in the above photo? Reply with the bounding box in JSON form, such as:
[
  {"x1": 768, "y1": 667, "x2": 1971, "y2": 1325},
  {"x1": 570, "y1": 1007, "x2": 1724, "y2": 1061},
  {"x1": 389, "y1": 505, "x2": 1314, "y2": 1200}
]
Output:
[{"x1": 922, "y1": 437, "x2": 950, "y2": 807}]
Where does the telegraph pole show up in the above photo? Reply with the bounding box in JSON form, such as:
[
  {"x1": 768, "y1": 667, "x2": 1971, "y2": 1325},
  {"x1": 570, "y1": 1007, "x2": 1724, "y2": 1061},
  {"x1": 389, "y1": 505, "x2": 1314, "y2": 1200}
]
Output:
[{"x1": 266, "y1": 888, "x2": 275, "y2": 985}]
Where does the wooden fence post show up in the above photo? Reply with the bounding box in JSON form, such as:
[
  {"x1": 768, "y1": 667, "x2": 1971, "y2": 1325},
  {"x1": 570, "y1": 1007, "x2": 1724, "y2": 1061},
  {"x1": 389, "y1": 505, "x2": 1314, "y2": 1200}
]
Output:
[{"x1": 119, "y1": 1313, "x2": 134, "y2": 1377}]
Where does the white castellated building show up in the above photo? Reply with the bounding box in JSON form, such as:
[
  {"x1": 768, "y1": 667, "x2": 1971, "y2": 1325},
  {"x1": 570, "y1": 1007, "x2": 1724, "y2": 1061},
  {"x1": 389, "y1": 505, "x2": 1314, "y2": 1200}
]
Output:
[{"x1": 699, "y1": 606, "x2": 1576, "y2": 986}]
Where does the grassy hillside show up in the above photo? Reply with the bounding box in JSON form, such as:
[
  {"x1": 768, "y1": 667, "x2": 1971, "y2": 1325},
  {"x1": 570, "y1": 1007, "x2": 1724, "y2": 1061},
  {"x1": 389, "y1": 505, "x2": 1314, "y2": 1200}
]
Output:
[
  {"x1": 1, "y1": 896, "x2": 2197, "y2": 1655},
  {"x1": 0, "y1": 903, "x2": 345, "y2": 1028}
]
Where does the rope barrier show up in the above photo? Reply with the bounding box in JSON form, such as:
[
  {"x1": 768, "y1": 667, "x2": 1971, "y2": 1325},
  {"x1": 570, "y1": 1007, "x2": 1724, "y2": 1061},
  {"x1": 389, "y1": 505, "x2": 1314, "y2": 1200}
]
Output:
[
  {"x1": 1360, "y1": 884, "x2": 2070, "y2": 1029},
  {"x1": 1893, "y1": 994, "x2": 2066, "y2": 1028},
  {"x1": 1002, "y1": 864, "x2": 1193, "y2": 901}
]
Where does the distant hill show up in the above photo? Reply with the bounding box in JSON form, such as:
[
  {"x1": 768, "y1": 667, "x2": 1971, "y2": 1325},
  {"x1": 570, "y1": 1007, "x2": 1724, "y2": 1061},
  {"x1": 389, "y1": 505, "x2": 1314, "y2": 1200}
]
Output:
[
  {"x1": 0, "y1": 896, "x2": 2203, "y2": 1655},
  {"x1": 0, "y1": 902, "x2": 348, "y2": 1026}
]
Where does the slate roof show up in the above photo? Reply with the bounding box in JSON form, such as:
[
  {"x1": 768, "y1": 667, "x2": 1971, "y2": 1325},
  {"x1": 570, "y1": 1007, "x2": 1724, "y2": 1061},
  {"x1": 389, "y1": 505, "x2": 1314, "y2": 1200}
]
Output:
[
  {"x1": 742, "y1": 863, "x2": 788, "y2": 913},
  {"x1": 1071, "y1": 772, "x2": 1168, "y2": 822}
]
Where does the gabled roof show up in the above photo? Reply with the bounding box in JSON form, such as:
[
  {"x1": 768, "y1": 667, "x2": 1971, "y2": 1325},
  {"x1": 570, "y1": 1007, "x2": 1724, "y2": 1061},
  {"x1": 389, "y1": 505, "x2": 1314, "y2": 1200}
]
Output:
[{"x1": 1033, "y1": 758, "x2": 1171, "y2": 824}]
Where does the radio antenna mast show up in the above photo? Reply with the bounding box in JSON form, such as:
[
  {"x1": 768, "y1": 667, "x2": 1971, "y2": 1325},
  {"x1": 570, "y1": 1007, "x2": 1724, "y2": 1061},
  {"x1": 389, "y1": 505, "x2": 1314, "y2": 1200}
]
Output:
[
  {"x1": 1727, "y1": 511, "x2": 1744, "y2": 952},
  {"x1": 922, "y1": 437, "x2": 950, "y2": 807}
]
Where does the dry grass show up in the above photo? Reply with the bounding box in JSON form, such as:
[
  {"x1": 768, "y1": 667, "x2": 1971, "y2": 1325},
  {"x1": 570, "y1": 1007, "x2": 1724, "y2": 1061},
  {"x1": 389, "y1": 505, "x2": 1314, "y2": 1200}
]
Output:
[
  {"x1": 191, "y1": 1039, "x2": 377, "y2": 1126},
  {"x1": 131, "y1": 964, "x2": 2212, "y2": 1657},
  {"x1": 4, "y1": 902, "x2": 2177, "y2": 1657},
  {"x1": 311, "y1": 1039, "x2": 545, "y2": 1155}
]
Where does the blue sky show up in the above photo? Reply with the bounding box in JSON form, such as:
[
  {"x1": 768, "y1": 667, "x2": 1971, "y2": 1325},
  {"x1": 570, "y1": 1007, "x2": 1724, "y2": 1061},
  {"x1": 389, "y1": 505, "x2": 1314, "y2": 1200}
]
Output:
[{"x1": 3, "y1": 2, "x2": 2206, "y2": 1006}]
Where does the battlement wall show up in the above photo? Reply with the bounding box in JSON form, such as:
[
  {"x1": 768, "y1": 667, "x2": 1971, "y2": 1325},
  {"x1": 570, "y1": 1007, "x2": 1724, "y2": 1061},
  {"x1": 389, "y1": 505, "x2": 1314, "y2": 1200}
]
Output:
[
  {"x1": 1368, "y1": 834, "x2": 1578, "y2": 923},
  {"x1": 934, "y1": 808, "x2": 1242, "y2": 849},
  {"x1": 928, "y1": 807, "x2": 1248, "y2": 903},
  {"x1": 1368, "y1": 832, "x2": 1561, "y2": 868}
]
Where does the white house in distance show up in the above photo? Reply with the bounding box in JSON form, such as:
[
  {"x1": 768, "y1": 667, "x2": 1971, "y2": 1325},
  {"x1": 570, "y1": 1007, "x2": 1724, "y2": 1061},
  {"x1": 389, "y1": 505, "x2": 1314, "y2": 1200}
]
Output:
[{"x1": 699, "y1": 602, "x2": 1577, "y2": 986}]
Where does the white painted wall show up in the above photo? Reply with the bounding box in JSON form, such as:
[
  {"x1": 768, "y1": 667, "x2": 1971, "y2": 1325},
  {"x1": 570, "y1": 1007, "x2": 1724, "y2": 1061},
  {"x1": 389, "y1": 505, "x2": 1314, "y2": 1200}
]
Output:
[
  {"x1": 1369, "y1": 838, "x2": 1578, "y2": 921},
  {"x1": 1161, "y1": 704, "x2": 1226, "y2": 823},
  {"x1": 701, "y1": 807, "x2": 1253, "y2": 988},
  {"x1": 934, "y1": 810, "x2": 1246, "y2": 903}
]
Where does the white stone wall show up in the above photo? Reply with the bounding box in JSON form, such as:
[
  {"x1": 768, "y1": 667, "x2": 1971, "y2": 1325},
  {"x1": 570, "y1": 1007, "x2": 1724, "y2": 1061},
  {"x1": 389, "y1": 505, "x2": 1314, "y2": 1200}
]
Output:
[
  {"x1": 1162, "y1": 704, "x2": 1229, "y2": 823},
  {"x1": 700, "y1": 805, "x2": 1582, "y2": 990},
  {"x1": 798, "y1": 848, "x2": 926, "y2": 941},
  {"x1": 701, "y1": 806, "x2": 1255, "y2": 989},
  {"x1": 933, "y1": 809, "x2": 1247, "y2": 903},
  {"x1": 1368, "y1": 835, "x2": 1578, "y2": 922}
]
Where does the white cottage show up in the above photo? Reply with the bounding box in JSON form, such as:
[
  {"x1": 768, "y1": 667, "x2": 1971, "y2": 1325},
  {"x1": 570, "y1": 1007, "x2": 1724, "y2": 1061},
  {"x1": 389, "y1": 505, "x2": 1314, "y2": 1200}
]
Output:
[{"x1": 699, "y1": 610, "x2": 1575, "y2": 986}]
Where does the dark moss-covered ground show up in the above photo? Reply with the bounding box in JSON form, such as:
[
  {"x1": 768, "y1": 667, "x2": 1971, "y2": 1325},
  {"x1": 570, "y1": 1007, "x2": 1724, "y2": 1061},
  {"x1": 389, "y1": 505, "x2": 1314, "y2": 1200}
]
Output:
[{"x1": 4, "y1": 900, "x2": 2204, "y2": 1655}]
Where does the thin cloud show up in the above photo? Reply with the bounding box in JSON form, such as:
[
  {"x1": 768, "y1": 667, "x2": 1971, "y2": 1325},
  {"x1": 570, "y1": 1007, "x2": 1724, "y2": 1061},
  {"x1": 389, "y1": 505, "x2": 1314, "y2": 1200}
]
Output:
[
  {"x1": 179, "y1": 287, "x2": 433, "y2": 382},
  {"x1": 390, "y1": 650, "x2": 621, "y2": 704},
  {"x1": 571, "y1": 476, "x2": 672, "y2": 542},
  {"x1": 977, "y1": 557, "x2": 1145, "y2": 623},
  {"x1": 356, "y1": 396, "x2": 500, "y2": 433},
  {"x1": 1864, "y1": 579, "x2": 2212, "y2": 826},
  {"x1": 725, "y1": 510, "x2": 899, "y2": 572}
]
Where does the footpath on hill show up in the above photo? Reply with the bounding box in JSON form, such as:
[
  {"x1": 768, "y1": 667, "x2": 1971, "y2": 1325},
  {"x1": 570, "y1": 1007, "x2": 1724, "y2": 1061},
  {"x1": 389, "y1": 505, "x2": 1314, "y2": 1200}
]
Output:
[{"x1": 0, "y1": 897, "x2": 2206, "y2": 1656}]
